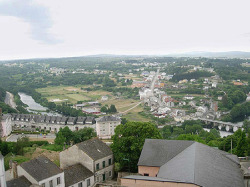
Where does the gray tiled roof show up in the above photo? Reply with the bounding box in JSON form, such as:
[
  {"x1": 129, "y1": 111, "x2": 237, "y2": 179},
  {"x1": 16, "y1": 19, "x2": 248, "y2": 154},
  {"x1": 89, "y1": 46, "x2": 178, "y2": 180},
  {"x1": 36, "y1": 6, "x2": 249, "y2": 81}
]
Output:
[
  {"x1": 20, "y1": 155, "x2": 63, "y2": 182},
  {"x1": 76, "y1": 117, "x2": 86, "y2": 124},
  {"x1": 138, "y1": 139, "x2": 244, "y2": 187},
  {"x1": 6, "y1": 176, "x2": 31, "y2": 187},
  {"x1": 64, "y1": 164, "x2": 93, "y2": 186},
  {"x1": 138, "y1": 139, "x2": 194, "y2": 167},
  {"x1": 96, "y1": 115, "x2": 121, "y2": 123},
  {"x1": 76, "y1": 138, "x2": 113, "y2": 161}
]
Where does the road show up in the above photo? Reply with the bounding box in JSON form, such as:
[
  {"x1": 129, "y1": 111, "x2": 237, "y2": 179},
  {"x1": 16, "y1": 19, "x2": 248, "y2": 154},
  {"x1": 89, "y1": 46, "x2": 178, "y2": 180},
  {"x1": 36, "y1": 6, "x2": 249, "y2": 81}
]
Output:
[
  {"x1": 6, "y1": 133, "x2": 56, "y2": 142},
  {"x1": 4, "y1": 91, "x2": 17, "y2": 109},
  {"x1": 150, "y1": 68, "x2": 160, "y2": 91}
]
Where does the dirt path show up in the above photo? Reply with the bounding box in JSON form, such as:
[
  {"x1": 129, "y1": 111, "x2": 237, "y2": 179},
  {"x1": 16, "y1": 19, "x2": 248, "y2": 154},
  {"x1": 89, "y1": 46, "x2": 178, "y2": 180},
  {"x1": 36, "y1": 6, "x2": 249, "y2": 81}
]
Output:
[{"x1": 120, "y1": 102, "x2": 142, "y2": 114}]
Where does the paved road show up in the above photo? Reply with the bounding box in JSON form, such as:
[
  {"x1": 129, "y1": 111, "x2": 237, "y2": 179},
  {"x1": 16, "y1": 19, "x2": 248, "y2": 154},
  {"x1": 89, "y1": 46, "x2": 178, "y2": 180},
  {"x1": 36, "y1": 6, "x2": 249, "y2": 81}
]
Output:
[
  {"x1": 4, "y1": 91, "x2": 17, "y2": 109},
  {"x1": 6, "y1": 133, "x2": 56, "y2": 142}
]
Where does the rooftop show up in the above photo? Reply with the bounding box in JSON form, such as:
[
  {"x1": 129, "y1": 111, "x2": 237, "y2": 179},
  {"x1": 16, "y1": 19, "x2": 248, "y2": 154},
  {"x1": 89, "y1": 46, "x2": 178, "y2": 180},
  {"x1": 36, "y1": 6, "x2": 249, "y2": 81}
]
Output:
[
  {"x1": 6, "y1": 176, "x2": 32, "y2": 187},
  {"x1": 20, "y1": 155, "x2": 63, "y2": 182},
  {"x1": 64, "y1": 164, "x2": 93, "y2": 186},
  {"x1": 76, "y1": 138, "x2": 113, "y2": 161}
]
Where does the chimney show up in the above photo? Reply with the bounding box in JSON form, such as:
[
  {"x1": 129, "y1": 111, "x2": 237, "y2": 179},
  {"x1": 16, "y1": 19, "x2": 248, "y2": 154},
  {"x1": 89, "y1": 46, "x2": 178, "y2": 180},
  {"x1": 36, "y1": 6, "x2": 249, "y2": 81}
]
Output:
[{"x1": 12, "y1": 161, "x2": 18, "y2": 179}]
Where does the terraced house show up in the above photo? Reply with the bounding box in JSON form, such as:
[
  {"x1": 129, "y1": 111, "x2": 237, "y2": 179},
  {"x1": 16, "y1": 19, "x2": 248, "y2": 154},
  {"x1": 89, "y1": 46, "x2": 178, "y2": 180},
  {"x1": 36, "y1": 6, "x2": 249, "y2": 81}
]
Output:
[{"x1": 60, "y1": 138, "x2": 114, "y2": 183}]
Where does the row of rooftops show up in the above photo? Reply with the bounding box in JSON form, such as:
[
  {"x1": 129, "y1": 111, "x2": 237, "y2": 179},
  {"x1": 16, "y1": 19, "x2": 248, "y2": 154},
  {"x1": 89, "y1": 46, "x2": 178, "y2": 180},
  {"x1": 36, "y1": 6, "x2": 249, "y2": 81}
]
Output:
[{"x1": 10, "y1": 114, "x2": 96, "y2": 125}]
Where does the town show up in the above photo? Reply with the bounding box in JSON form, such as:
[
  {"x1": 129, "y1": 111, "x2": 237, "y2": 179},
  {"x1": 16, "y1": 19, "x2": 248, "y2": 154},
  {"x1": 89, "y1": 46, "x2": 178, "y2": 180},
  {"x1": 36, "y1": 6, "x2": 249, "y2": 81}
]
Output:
[{"x1": 0, "y1": 55, "x2": 249, "y2": 187}]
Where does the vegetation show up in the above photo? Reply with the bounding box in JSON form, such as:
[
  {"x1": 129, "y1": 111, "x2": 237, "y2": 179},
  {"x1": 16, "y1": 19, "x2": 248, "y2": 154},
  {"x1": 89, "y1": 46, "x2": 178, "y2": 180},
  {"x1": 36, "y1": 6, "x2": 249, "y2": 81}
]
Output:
[{"x1": 111, "y1": 122, "x2": 162, "y2": 172}]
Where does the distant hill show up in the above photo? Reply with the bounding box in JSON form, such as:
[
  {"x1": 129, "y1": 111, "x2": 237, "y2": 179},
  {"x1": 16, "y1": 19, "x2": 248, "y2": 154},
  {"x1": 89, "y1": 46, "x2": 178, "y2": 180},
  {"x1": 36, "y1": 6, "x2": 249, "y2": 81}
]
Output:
[{"x1": 167, "y1": 51, "x2": 250, "y2": 58}]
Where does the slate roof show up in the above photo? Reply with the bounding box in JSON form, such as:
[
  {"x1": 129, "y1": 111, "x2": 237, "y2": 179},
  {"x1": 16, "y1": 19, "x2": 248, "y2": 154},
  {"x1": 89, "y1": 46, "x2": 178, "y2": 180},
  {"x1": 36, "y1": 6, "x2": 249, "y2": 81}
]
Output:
[
  {"x1": 7, "y1": 176, "x2": 32, "y2": 187},
  {"x1": 138, "y1": 139, "x2": 194, "y2": 167},
  {"x1": 96, "y1": 115, "x2": 121, "y2": 123},
  {"x1": 85, "y1": 116, "x2": 95, "y2": 124},
  {"x1": 20, "y1": 155, "x2": 63, "y2": 182},
  {"x1": 76, "y1": 138, "x2": 113, "y2": 161},
  {"x1": 137, "y1": 139, "x2": 244, "y2": 187},
  {"x1": 76, "y1": 117, "x2": 86, "y2": 124},
  {"x1": 64, "y1": 164, "x2": 94, "y2": 186}
]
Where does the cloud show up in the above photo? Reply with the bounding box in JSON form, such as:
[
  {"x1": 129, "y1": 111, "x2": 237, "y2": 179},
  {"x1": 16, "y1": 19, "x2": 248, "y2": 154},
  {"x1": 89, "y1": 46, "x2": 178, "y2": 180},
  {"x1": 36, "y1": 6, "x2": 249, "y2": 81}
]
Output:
[{"x1": 0, "y1": 0, "x2": 60, "y2": 44}]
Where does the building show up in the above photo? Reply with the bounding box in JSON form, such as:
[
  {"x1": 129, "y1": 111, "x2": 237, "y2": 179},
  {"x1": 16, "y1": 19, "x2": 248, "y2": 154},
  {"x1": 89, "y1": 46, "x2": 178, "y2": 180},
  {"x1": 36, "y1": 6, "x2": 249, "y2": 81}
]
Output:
[
  {"x1": 6, "y1": 176, "x2": 32, "y2": 187},
  {"x1": 9, "y1": 114, "x2": 96, "y2": 133},
  {"x1": 0, "y1": 114, "x2": 12, "y2": 137},
  {"x1": 64, "y1": 164, "x2": 94, "y2": 187},
  {"x1": 60, "y1": 138, "x2": 114, "y2": 183},
  {"x1": 0, "y1": 153, "x2": 7, "y2": 187},
  {"x1": 121, "y1": 139, "x2": 244, "y2": 187},
  {"x1": 17, "y1": 155, "x2": 65, "y2": 187},
  {"x1": 95, "y1": 116, "x2": 121, "y2": 139}
]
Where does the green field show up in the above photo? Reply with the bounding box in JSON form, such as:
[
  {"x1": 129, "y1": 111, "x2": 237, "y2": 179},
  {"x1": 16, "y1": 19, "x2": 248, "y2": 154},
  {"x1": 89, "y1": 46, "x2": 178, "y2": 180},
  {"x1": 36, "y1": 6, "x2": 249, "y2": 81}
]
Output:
[{"x1": 36, "y1": 86, "x2": 113, "y2": 104}]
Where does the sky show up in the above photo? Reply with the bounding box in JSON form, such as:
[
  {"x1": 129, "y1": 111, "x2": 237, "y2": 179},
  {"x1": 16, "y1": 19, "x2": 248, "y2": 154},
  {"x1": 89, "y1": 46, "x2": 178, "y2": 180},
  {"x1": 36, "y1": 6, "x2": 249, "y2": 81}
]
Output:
[{"x1": 0, "y1": 0, "x2": 250, "y2": 60}]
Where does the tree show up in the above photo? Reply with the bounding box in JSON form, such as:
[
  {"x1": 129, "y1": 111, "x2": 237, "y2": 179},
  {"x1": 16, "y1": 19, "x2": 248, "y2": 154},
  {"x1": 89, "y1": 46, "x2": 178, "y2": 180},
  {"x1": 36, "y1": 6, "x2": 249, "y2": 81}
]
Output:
[
  {"x1": 177, "y1": 134, "x2": 206, "y2": 144},
  {"x1": 235, "y1": 129, "x2": 247, "y2": 157},
  {"x1": 109, "y1": 104, "x2": 117, "y2": 113},
  {"x1": 55, "y1": 132, "x2": 66, "y2": 146},
  {"x1": 101, "y1": 106, "x2": 108, "y2": 113},
  {"x1": 59, "y1": 127, "x2": 73, "y2": 145},
  {"x1": 111, "y1": 122, "x2": 162, "y2": 172},
  {"x1": 72, "y1": 128, "x2": 97, "y2": 144}
]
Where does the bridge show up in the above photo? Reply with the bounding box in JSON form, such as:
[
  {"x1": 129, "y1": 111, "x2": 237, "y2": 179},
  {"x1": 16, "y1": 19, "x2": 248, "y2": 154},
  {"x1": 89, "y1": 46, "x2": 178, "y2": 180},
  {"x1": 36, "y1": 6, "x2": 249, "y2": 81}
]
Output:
[{"x1": 194, "y1": 117, "x2": 243, "y2": 132}]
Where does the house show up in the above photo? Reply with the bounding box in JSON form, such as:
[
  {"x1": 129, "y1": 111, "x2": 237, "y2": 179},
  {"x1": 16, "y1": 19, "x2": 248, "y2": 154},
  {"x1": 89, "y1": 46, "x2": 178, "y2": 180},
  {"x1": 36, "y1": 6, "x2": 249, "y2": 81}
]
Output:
[
  {"x1": 121, "y1": 139, "x2": 244, "y2": 187},
  {"x1": 0, "y1": 113, "x2": 12, "y2": 137},
  {"x1": 6, "y1": 176, "x2": 32, "y2": 187},
  {"x1": 17, "y1": 155, "x2": 65, "y2": 187},
  {"x1": 101, "y1": 96, "x2": 109, "y2": 101},
  {"x1": 60, "y1": 138, "x2": 114, "y2": 183},
  {"x1": 95, "y1": 116, "x2": 121, "y2": 139},
  {"x1": 64, "y1": 164, "x2": 94, "y2": 187}
]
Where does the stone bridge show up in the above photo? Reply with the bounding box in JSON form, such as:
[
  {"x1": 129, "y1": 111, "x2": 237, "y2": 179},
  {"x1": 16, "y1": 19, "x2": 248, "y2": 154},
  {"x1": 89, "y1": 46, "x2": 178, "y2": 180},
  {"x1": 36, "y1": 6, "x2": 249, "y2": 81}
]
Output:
[{"x1": 194, "y1": 117, "x2": 243, "y2": 132}]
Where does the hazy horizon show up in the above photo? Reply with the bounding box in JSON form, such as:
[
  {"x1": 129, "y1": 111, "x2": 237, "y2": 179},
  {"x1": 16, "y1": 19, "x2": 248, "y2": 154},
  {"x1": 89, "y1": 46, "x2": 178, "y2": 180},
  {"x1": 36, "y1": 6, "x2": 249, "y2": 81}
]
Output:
[{"x1": 1, "y1": 0, "x2": 250, "y2": 60}]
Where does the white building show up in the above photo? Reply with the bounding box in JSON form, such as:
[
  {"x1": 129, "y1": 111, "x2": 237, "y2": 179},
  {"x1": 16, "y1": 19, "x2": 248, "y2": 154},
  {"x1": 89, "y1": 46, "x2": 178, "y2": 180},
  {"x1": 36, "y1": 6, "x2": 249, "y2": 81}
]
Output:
[
  {"x1": 0, "y1": 153, "x2": 6, "y2": 187},
  {"x1": 96, "y1": 116, "x2": 121, "y2": 139},
  {"x1": 17, "y1": 155, "x2": 65, "y2": 187},
  {"x1": 0, "y1": 114, "x2": 12, "y2": 137},
  {"x1": 183, "y1": 95, "x2": 194, "y2": 100},
  {"x1": 60, "y1": 138, "x2": 114, "y2": 183}
]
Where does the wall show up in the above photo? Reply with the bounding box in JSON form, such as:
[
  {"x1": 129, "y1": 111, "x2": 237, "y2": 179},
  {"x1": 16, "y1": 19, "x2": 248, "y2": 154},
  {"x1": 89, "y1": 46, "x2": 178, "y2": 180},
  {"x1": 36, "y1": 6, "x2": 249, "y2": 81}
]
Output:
[
  {"x1": 17, "y1": 165, "x2": 38, "y2": 184},
  {"x1": 96, "y1": 121, "x2": 120, "y2": 139},
  {"x1": 38, "y1": 172, "x2": 65, "y2": 187},
  {"x1": 138, "y1": 166, "x2": 160, "y2": 177},
  {"x1": 1, "y1": 115, "x2": 12, "y2": 137},
  {"x1": 94, "y1": 155, "x2": 114, "y2": 182},
  {"x1": 121, "y1": 178, "x2": 199, "y2": 187},
  {"x1": 68, "y1": 176, "x2": 94, "y2": 187},
  {"x1": 60, "y1": 145, "x2": 94, "y2": 172}
]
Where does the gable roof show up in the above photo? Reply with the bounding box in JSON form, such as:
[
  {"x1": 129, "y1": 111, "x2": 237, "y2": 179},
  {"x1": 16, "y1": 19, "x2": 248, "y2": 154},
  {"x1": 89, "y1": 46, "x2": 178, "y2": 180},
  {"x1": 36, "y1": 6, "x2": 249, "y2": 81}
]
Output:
[
  {"x1": 20, "y1": 155, "x2": 63, "y2": 182},
  {"x1": 6, "y1": 176, "x2": 31, "y2": 187},
  {"x1": 64, "y1": 164, "x2": 93, "y2": 186},
  {"x1": 138, "y1": 139, "x2": 244, "y2": 187},
  {"x1": 138, "y1": 139, "x2": 194, "y2": 167},
  {"x1": 76, "y1": 138, "x2": 113, "y2": 161}
]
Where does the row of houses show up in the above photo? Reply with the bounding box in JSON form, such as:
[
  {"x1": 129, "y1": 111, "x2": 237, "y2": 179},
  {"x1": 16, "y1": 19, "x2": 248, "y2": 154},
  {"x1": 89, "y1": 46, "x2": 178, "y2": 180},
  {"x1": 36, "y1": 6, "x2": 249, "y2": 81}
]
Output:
[
  {"x1": 2, "y1": 138, "x2": 114, "y2": 187},
  {"x1": 0, "y1": 113, "x2": 121, "y2": 139}
]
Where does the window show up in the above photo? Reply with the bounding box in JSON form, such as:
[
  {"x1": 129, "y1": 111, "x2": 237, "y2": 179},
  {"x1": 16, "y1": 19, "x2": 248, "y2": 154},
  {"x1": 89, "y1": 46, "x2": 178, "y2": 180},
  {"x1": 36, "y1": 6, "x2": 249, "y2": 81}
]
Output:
[
  {"x1": 109, "y1": 158, "x2": 112, "y2": 165},
  {"x1": 87, "y1": 179, "x2": 91, "y2": 187},
  {"x1": 57, "y1": 177, "x2": 61, "y2": 185},
  {"x1": 96, "y1": 163, "x2": 100, "y2": 170},
  {"x1": 102, "y1": 161, "x2": 105, "y2": 168},
  {"x1": 144, "y1": 173, "x2": 149, "y2": 176},
  {"x1": 109, "y1": 171, "x2": 112, "y2": 177},
  {"x1": 78, "y1": 182, "x2": 83, "y2": 187},
  {"x1": 49, "y1": 180, "x2": 53, "y2": 187},
  {"x1": 41, "y1": 183, "x2": 45, "y2": 187}
]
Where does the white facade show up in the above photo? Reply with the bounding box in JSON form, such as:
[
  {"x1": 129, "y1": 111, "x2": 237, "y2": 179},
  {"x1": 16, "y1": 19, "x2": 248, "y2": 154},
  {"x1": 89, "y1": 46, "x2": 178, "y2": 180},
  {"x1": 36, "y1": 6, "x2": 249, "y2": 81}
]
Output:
[
  {"x1": 1, "y1": 114, "x2": 12, "y2": 137},
  {"x1": 17, "y1": 165, "x2": 65, "y2": 187},
  {"x1": 68, "y1": 176, "x2": 94, "y2": 187},
  {"x1": 96, "y1": 116, "x2": 121, "y2": 139},
  {"x1": 0, "y1": 154, "x2": 7, "y2": 187}
]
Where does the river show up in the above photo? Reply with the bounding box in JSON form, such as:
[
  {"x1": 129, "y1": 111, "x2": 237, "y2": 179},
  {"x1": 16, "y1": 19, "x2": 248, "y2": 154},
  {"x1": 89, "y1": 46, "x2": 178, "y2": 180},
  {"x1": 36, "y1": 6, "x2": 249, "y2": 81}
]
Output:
[
  {"x1": 18, "y1": 92, "x2": 61, "y2": 116},
  {"x1": 203, "y1": 128, "x2": 233, "y2": 137}
]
